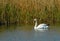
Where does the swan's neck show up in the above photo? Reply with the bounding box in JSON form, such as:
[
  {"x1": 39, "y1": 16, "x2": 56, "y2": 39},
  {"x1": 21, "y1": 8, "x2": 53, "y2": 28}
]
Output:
[{"x1": 34, "y1": 20, "x2": 37, "y2": 29}]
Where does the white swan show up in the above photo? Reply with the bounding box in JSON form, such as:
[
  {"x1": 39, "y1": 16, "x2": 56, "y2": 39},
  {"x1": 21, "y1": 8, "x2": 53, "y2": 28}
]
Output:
[{"x1": 34, "y1": 19, "x2": 48, "y2": 30}]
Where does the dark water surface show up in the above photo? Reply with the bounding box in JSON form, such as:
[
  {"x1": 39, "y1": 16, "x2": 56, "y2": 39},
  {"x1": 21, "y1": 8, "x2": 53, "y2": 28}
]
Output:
[{"x1": 0, "y1": 25, "x2": 60, "y2": 41}]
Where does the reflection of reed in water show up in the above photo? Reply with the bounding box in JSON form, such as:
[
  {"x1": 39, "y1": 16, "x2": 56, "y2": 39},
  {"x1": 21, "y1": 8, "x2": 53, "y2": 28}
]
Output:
[
  {"x1": 17, "y1": 25, "x2": 33, "y2": 31},
  {"x1": 0, "y1": 25, "x2": 17, "y2": 32}
]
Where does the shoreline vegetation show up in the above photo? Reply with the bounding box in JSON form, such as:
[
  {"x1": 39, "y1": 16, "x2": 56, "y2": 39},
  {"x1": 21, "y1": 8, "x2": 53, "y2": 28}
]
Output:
[{"x1": 0, "y1": 0, "x2": 60, "y2": 25}]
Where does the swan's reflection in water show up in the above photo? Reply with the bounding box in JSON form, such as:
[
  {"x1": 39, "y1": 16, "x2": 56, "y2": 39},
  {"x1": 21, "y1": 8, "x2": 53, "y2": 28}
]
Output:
[{"x1": 34, "y1": 28, "x2": 48, "y2": 32}]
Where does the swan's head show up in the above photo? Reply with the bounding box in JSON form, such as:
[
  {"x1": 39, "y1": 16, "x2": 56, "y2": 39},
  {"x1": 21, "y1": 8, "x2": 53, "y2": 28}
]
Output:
[{"x1": 34, "y1": 18, "x2": 37, "y2": 21}]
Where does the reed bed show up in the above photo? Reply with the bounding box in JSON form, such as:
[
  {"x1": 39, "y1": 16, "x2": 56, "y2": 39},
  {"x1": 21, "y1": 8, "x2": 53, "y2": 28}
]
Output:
[{"x1": 0, "y1": 0, "x2": 60, "y2": 25}]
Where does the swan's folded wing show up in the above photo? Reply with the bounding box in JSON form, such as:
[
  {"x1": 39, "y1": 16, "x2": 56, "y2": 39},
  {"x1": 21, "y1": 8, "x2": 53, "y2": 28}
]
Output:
[
  {"x1": 37, "y1": 24, "x2": 48, "y2": 29},
  {"x1": 37, "y1": 25, "x2": 43, "y2": 29}
]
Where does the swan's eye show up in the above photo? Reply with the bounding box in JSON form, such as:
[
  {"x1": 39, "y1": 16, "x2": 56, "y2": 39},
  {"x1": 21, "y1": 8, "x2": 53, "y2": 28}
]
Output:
[{"x1": 34, "y1": 19, "x2": 37, "y2": 21}]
